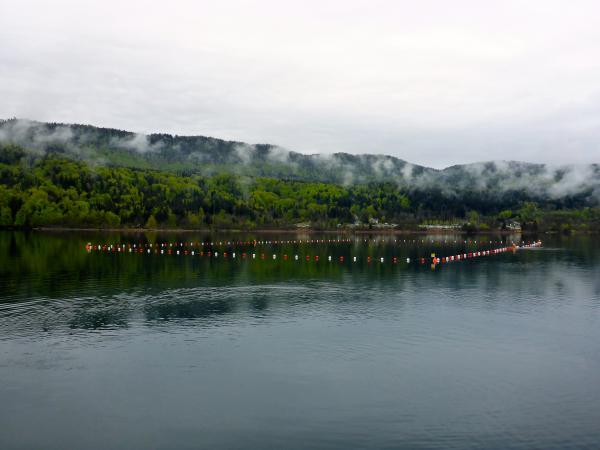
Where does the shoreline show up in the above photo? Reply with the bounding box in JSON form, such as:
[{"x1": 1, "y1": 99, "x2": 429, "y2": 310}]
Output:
[{"x1": 0, "y1": 226, "x2": 578, "y2": 235}]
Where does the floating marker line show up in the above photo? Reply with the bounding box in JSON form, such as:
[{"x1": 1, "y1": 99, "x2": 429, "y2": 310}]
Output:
[
  {"x1": 81, "y1": 238, "x2": 513, "y2": 251},
  {"x1": 85, "y1": 240, "x2": 541, "y2": 266}
]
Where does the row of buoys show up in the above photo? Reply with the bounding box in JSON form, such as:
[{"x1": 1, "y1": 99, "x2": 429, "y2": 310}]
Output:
[
  {"x1": 85, "y1": 241, "x2": 541, "y2": 265},
  {"x1": 364, "y1": 239, "x2": 508, "y2": 244},
  {"x1": 84, "y1": 239, "x2": 353, "y2": 249},
  {"x1": 420, "y1": 240, "x2": 542, "y2": 265},
  {"x1": 423, "y1": 247, "x2": 509, "y2": 265},
  {"x1": 85, "y1": 246, "x2": 413, "y2": 263},
  {"x1": 83, "y1": 238, "x2": 518, "y2": 250}
]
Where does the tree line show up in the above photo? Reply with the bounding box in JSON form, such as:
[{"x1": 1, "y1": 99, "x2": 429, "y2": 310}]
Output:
[
  {"x1": 1, "y1": 143, "x2": 598, "y2": 232},
  {"x1": 0, "y1": 144, "x2": 411, "y2": 229}
]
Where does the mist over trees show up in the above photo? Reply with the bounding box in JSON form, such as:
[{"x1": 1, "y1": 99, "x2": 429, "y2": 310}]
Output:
[
  {"x1": 0, "y1": 119, "x2": 599, "y2": 232},
  {"x1": 0, "y1": 146, "x2": 413, "y2": 229}
]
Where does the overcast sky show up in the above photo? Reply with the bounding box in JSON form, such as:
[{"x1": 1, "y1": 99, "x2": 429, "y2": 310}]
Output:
[{"x1": 1, "y1": 0, "x2": 599, "y2": 168}]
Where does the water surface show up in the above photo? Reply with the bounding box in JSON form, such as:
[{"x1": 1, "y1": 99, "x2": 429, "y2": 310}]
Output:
[{"x1": 1, "y1": 231, "x2": 599, "y2": 449}]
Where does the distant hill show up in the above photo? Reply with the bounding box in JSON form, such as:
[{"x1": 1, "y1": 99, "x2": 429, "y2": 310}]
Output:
[{"x1": 1, "y1": 118, "x2": 599, "y2": 206}]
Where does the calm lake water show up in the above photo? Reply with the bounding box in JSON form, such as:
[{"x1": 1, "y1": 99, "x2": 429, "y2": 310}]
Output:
[{"x1": 1, "y1": 231, "x2": 599, "y2": 449}]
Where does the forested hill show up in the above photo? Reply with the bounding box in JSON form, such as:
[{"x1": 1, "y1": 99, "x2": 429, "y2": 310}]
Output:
[
  {"x1": 0, "y1": 118, "x2": 599, "y2": 232},
  {"x1": 0, "y1": 118, "x2": 432, "y2": 183},
  {"x1": 1, "y1": 118, "x2": 598, "y2": 206}
]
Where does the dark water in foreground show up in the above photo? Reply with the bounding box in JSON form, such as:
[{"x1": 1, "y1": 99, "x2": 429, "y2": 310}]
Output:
[{"x1": 1, "y1": 231, "x2": 600, "y2": 450}]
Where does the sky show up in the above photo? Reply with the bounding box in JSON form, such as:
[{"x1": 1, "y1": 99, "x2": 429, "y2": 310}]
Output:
[{"x1": 1, "y1": 0, "x2": 599, "y2": 168}]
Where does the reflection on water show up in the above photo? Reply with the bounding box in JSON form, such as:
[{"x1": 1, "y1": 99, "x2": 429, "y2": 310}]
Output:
[{"x1": 1, "y1": 231, "x2": 600, "y2": 449}]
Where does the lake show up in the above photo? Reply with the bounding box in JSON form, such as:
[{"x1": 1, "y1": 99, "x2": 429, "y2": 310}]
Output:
[{"x1": 1, "y1": 231, "x2": 599, "y2": 449}]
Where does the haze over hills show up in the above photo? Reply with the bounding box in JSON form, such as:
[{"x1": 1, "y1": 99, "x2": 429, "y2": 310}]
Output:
[{"x1": 1, "y1": 118, "x2": 599, "y2": 205}]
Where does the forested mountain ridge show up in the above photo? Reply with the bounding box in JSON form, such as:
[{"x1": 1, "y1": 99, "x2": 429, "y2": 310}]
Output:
[
  {"x1": 1, "y1": 118, "x2": 598, "y2": 205},
  {"x1": 0, "y1": 118, "x2": 599, "y2": 232},
  {"x1": 0, "y1": 118, "x2": 432, "y2": 183}
]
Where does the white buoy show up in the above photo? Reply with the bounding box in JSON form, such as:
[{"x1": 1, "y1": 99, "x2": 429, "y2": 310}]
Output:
[
  {"x1": 232, "y1": 252, "x2": 236, "y2": 258},
  {"x1": 328, "y1": 256, "x2": 332, "y2": 261},
  {"x1": 252, "y1": 253, "x2": 256, "y2": 259},
  {"x1": 353, "y1": 256, "x2": 357, "y2": 262},
  {"x1": 406, "y1": 257, "x2": 410, "y2": 263},
  {"x1": 273, "y1": 254, "x2": 276, "y2": 259}
]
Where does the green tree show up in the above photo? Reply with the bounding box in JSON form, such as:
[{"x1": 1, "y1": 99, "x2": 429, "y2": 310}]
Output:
[{"x1": 145, "y1": 214, "x2": 158, "y2": 229}]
